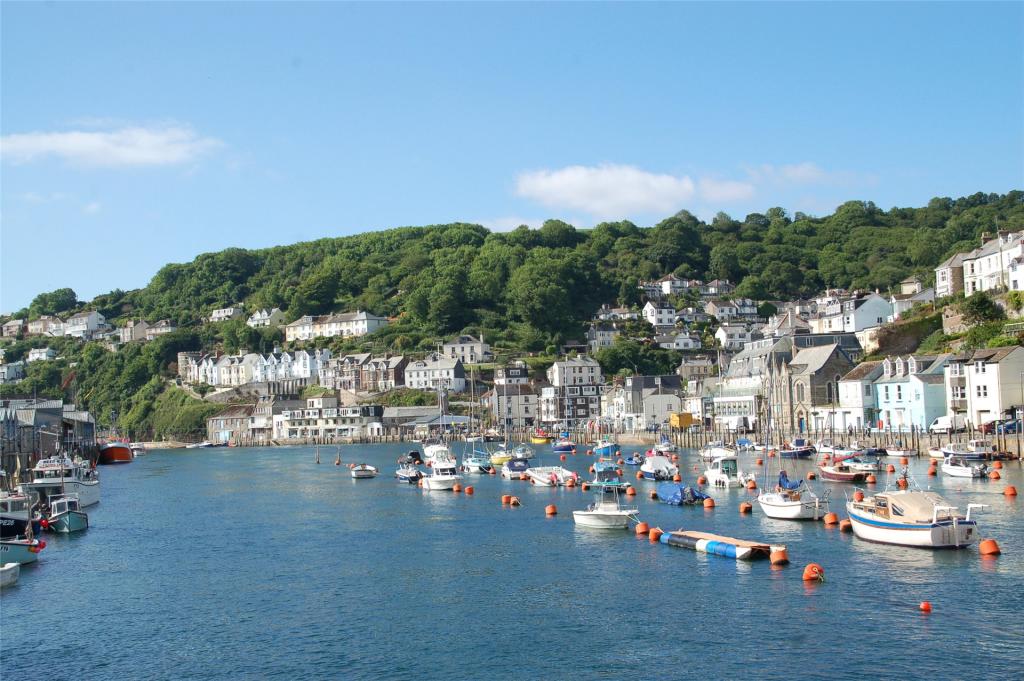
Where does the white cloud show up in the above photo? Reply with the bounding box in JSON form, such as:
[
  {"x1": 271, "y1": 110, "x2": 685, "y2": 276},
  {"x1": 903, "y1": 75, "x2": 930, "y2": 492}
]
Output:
[
  {"x1": 82, "y1": 201, "x2": 102, "y2": 214},
  {"x1": 697, "y1": 177, "x2": 756, "y2": 203},
  {"x1": 0, "y1": 125, "x2": 222, "y2": 167},
  {"x1": 515, "y1": 164, "x2": 696, "y2": 219}
]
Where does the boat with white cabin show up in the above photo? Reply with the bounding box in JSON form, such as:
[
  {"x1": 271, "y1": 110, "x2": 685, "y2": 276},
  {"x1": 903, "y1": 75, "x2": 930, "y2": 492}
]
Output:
[
  {"x1": 0, "y1": 487, "x2": 35, "y2": 540},
  {"x1": 461, "y1": 450, "x2": 494, "y2": 474},
  {"x1": 422, "y1": 440, "x2": 453, "y2": 464},
  {"x1": 395, "y1": 462, "x2": 423, "y2": 484},
  {"x1": 21, "y1": 457, "x2": 100, "y2": 507},
  {"x1": 942, "y1": 439, "x2": 996, "y2": 461},
  {"x1": 941, "y1": 456, "x2": 988, "y2": 479},
  {"x1": 756, "y1": 471, "x2": 830, "y2": 520},
  {"x1": 500, "y1": 457, "x2": 531, "y2": 480},
  {"x1": 640, "y1": 455, "x2": 679, "y2": 481},
  {"x1": 45, "y1": 494, "x2": 89, "y2": 533},
  {"x1": 704, "y1": 456, "x2": 753, "y2": 488},
  {"x1": 421, "y1": 457, "x2": 462, "y2": 490},
  {"x1": 846, "y1": 488, "x2": 985, "y2": 548},
  {"x1": 572, "y1": 485, "x2": 639, "y2": 529},
  {"x1": 699, "y1": 441, "x2": 735, "y2": 462},
  {"x1": 654, "y1": 434, "x2": 677, "y2": 454}
]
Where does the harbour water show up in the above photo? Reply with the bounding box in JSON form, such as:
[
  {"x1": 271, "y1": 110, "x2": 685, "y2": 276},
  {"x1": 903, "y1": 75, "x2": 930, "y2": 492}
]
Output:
[{"x1": 2, "y1": 444, "x2": 1022, "y2": 680}]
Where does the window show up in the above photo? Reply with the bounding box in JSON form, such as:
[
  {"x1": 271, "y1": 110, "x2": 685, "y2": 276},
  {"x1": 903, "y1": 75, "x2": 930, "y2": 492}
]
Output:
[
  {"x1": 896, "y1": 386, "x2": 902, "y2": 400},
  {"x1": 796, "y1": 382, "x2": 805, "y2": 402},
  {"x1": 864, "y1": 384, "x2": 872, "y2": 397},
  {"x1": 884, "y1": 386, "x2": 890, "y2": 400},
  {"x1": 977, "y1": 385, "x2": 988, "y2": 398}
]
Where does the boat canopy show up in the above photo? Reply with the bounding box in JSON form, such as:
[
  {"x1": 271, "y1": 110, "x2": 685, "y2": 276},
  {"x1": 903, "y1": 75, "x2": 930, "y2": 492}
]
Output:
[
  {"x1": 736, "y1": 438, "x2": 752, "y2": 446},
  {"x1": 657, "y1": 483, "x2": 709, "y2": 506},
  {"x1": 778, "y1": 471, "x2": 802, "y2": 491},
  {"x1": 506, "y1": 458, "x2": 530, "y2": 472},
  {"x1": 595, "y1": 468, "x2": 621, "y2": 483}
]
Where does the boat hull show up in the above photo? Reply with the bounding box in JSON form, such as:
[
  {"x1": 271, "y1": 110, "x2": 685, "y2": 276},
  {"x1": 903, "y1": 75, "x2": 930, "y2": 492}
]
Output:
[
  {"x1": 592, "y1": 443, "x2": 620, "y2": 457},
  {"x1": 421, "y1": 475, "x2": 461, "y2": 490},
  {"x1": 705, "y1": 472, "x2": 742, "y2": 488},
  {"x1": 23, "y1": 480, "x2": 100, "y2": 508},
  {"x1": 572, "y1": 511, "x2": 632, "y2": 529},
  {"x1": 0, "y1": 539, "x2": 42, "y2": 565},
  {"x1": 941, "y1": 464, "x2": 985, "y2": 478},
  {"x1": 818, "y1": 467, "x2": 867, "y2": 483},
  {"x1": 779, "y1": 447, "x2": 815, "y2": 459},
  {"x1": 50, "y1": 510, "x2": 89, "y2": 533},
  {"x1": 757, "y1": 494, "x2": 829, "y2": 520},
  {"x1": 551, "y1": 442, "x2": 575, "y2": 453},
  {"x1": 0, "y1": 562, "x2": 19, "y2": 588},
  {"x1": 98, "y1": 443, "x2": 133, "y2": 464},
  {"x1": 846, "y1": 505, "x2": 977, "y2": 548}
]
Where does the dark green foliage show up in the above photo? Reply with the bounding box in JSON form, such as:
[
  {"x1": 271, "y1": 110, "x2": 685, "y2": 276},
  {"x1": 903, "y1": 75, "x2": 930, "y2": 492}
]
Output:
[
  {"x1": 29, "y1": 288, "x2": 78, "y2": 318},
  {"x1": 961, "y1": 321, "x2": 1008, "y2": 350},
  {"x1": 594, "y1": 339, "x2": 680, "y2": 376},
  {"x1": 960, "y1": 292, "x2": 1006, "y2": 325}
]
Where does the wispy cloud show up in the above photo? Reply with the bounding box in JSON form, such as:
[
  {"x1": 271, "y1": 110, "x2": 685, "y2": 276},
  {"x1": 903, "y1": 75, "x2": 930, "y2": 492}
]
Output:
[
  {"x1": 743, "y1": 162, "x2": 875, "y2": 188},
  {"x1": 516, "y1": 164, "x2": 697, "y2": 219},
  {"x1": 0, "y1": 125, "x2": 222, "y2": 167},
  {"x1": 82, "y1": 201, "x2": 102, "y2": 214},
  {"x1": 16, "y1": 191, "x2": 71, "y2": 204}
]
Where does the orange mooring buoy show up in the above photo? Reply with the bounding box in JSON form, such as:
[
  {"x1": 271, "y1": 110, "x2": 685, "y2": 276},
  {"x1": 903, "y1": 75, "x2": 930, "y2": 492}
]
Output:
[
  {"x1": 509, "y1": 496, "x2": 521, "y2": 507},
  {"x1": 545, "y1": 504, "x2": 557, "y2": 516},
  {"x1": 887, "y1": 464, "x2": 896, "y2": 473},
  {"x1": 589, "y1": 465, "x2": 595, "y2": 474},
  {"x1": 636, "y1": 471, "x2": 643, "y2": 480},
  {"x1": 452, "y1": 483, "x2": 462, "y2": 493},
  {"x1": 1004, "y1": 485, "x2": 1018, "y2": 496},
  {"x1": 854, "y1": 490, "x2": 864, "y2": 502},
  {"x1": 823, "y1": 512, "x2": 839, "y2": 526},
  {"x1": 465, "y1": 486, "x2": 474, "y2": 495},
  {"x1": 626, "y1": 487, "x2": 637, "y2": 496},
  {"x1": 900, "y1": 456, "x2": 909, "y2": 465},
  {"x1": 581, "y1": 482, "x2": 590, "y2": 491},
  {"x1": 746, "y1": 479, "x2": 758, "y2": 490},
  {"x1": 802, "y1": 563, "x2": 825, "y2": 582},
  {"x1": 806, "y1": 471, "x2": 816, "y2": 480},
  {"x1": 739, "y1": 501, "x2": 752, "y2": 514},
  {"x1": 565, "y1": 477, "x2": 575, "y2": 488},
  {"x1": 703, "y1": 498, "x2": 715, "y2": 509},
  {"x1": 770, "y1": 549, "x2": 789, "y2": 566},
  {"x1": 928, "y1": 466, "x2": 937, "y2": 477},
  {"x1": 501, "y1": 494, "x2": 512, "y2": 505},
  {"x1": 635, "y1": 522, "x2": 650, "y2": 535},
  {"x1": 839, "y1": 519, "x2": 853, "y2": 533},
  {"x1": 919, "y1": 601, "x2": 932, "y2": 613},
  {"x1": 755, "y1": 458, "x2": 763, "y2": 466},
  {"x1": 488, "y1": 467, "x2": 496, "y2": 475},
  {"x1": 897, "y1": 478, "x2": 908, "y2": 489},
  {"x1": 992, "y1": 460, "x2": 1003, "y2": 469},
  {"x1": 672, "y1": 454, "x2": 679, "y2": 462},
  {"x1": 673, "y1": 473, "x2": 682, "y2": 482},
  {"x1": 989, "y1": 470, "x2": 1001, "y2": 480},
  {"x1": 560, "y1": 454, "x2": 566, "y2": 461},
  {"x1": 648, "y1": 527, "x2": 664, "y2": 543},
  {"x1": 979, "y1": 538, "x2": 1001, "y2": 556},
  {"x1": 697, "y1": 475, "x2": 707, "y2": 485},
  {"x1": 866, "y1": 474, "x2": 877, "y2": 484}
]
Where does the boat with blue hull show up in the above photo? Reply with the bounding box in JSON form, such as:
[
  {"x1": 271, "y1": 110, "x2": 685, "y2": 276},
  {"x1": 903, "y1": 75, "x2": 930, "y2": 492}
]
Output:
[
  {"x1": 0, "y1": 538, "x2": 45, "y2": 565},
  {"x1": 591, "y1": 439, "x2": 620, "y2": 457},
  {"x1": 624, "y1": 452, "x2": 645, "y2": 466},
  {"x1": 780, "y1": 438, "x2": 816, "y2": 459},
  {"x1": 551, "y1": 438, "x2": 576, "y2": 454}
]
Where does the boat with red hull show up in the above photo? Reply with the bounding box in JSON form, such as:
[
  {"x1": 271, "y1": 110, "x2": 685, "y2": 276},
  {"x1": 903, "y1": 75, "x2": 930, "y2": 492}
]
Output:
[{"x1": 98, "y1": 441, "x2": 133, "y2": 465}]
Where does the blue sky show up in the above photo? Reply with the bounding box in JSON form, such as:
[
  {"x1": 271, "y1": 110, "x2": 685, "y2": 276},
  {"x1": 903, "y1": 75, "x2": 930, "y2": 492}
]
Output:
[{"x1": 2, "y1": 2, "x2": 1022, "y2": 312}]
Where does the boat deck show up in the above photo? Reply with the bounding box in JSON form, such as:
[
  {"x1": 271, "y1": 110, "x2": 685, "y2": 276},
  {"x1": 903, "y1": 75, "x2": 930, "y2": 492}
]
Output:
[{"x1": 661, "y1": 530, "x2": 784, "y2": 561}]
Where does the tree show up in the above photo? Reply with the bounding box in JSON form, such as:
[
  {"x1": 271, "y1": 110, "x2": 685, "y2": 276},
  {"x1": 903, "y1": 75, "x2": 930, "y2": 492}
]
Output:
[
  {"x1": 29, "y1": 288, "x2": 78, "y2": 317},
  {"x1": 960, "y1": 292, "x2": 1005, "y2": 325}
]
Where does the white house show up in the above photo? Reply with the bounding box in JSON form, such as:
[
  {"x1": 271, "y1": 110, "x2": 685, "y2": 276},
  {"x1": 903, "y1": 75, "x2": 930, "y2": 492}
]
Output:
[
  {"x1": 26, "y1": 348, "x2": 57, "y2": 363},
  {"x1": 284, "y1": 310, "x2": 388, "y2": 343},
  {"x1": 809, "y1": 292, "x2": 891, "y2": 334},
  {"x1": 961, "y1": 231, "x2": 1024, "y2": 295},
  {"x1": 284, "y1": 315, "x2": 317, "y2": 342},
  {"x1": 63, "y1": 311, "x2": 106, "y2": 339},
  {"x1": 495, "y1": 360, "x2": 531, "y2": 386},
  {"x1": 547, "y1": 356, "x2": 603, "y2": 387},
  {"x1": 210, "y1": 306, "x2": 246, "y2": 323},
  {"x1": 587, "y1": 323, "x2": 620, "y2": 353},
  {"x1": 246, "y1": 308, "x2": 285, "y2": 328},
  {"x1": 404, "y1": 357, "x2": 467, "y2": 392},
  {"x1": 889, "y1": 278, "x2": 935, "y2": 322},
  {"x1": 715, "y1": 324, "x2": 751, "y2": 351},
  {"x1": 482, "y1": 384, "x2": 539, "y2": 428},
  {"x1": 441, "y1": 334, "x2": 492, "y2": 364},
  {"x1": 705, "y1": 300, "x2": 738, "y2": 321},
  {"x1": 943, "y1": 346, "x2": 1024, "y2": 427},
  {"x1": 145, "y1": 319, "x2": 178, "y2": 340},
  {"x1": 642, "y1": 301, "x2": 676, "y2": 328},
  {"x1": 27, "y1": 316, "x2": 64, "y2": 337},
  {"x1": 656, "y1": 331, "x2": 702, "y2": 351},
  {"x1": 655, "y1": 274, "x2": 701, "y2": 297},
  {"x1": 837, "y1": 360, "x2": 884, "y2": 431}
]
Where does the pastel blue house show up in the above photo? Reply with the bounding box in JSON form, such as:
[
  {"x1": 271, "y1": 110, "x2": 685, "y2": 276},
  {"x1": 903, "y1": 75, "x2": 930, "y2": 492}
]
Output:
[{"x1": 874, "y1": 354, "x2": 951, "y2": 432}]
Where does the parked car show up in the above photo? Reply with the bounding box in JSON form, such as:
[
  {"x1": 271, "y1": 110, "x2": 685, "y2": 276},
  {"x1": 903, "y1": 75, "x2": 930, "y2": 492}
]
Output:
[{"x1": 996, "y1": 419, "x2": 1022, "y2": 434}]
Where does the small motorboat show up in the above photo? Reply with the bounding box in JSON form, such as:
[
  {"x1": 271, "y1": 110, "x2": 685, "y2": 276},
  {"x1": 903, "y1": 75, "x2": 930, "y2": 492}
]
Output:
[
  {"x1": 656, "y1": 483, "x2": 710, "y2": 506},
  {"x1": 704, "y1": 456, "x2": 753, "y2": 488},
  {"x1": 45, "y1": 494, "x2": 89, "y2": 533},
  {"x1": 551, "y1": 438, "x2": 576, "y2": 454},
  {"x1": 350, "y1": 464, "x2": 379, "y2": 479},
  {"x1": 0, "y1": 538, "x2": 45, "y2": 565},
  {"x1": 640, "y1": 455, "x2": 679, "y2": 481},
  {"x1": 186, "y1": 441, "x2": 212, "y2": 449},
  {"x1": 421, "y1": 457, "x2": 462, "y2": 490},
  {"x1": 0, "y1": 562, "x2": 19, "y2": 589},
  {"x1": 461, "y1": 450, "x2": 494, "y2": 474},
  {"x1": 591, "y1": 438, "x2": 620, "y2": 457},
  {"x1": 624, "y1": 452, "x2": 646, "y2": 466},
  {"x1": 501, "y1": 457, "x2": 531, "y2": 479},
  {"x1": 941, "y1": 456, "x2": 988, "y2": 479},
  {"x1": 941, "y1": 439, "x2": 996, "y2": 461},
  {"x1": 395, "y1": 463, "x2": 423, "y2": 483},
  {"x1": 756, "y1": 471, "x2": 830, "y2": 520},
  {"x1": 526, "y1": 466, "x2": 578, "y2": 487},
  {"x1": 130, "y1": 443, "x2": 146, "y2": 457},
  {"x1": 572, "y1": 485, "x2": 639, "y2": 529},
  {"x1": 465, "y1": 433, "x2": 484, "y2": 443},
  {"x1": 817, "y1": 461, "x2": 867, "y2": 483},
  {"x1": 654, "y1": 435, "x2": 677, "y2": 454},
  {"x1": 927, "y1": 446, "x2": 945, "y2": 460},
  {"x1": 734, "y1": 437, "x2": 754, "y2": 452},
  {"x1": 422, "y1": 440, "x2": 453, "y2": 464},
  {"x1": 779, "y1": 438, "x2": 816, "y2": 459},
  {"x1": 839, "y1": 454, "x2": 880, "y2": 473},
  {"x1": 530, "y1": 430, "x2": 553, "y2": 445},
  {"x1": 699, "y1": 441, "x2": 734, "y2": 461},
  {"x1": 591, "y1": 462, "x2": 632, "y2": 491},
  {"x1": 847, "y1": 488, "x2": 985, "y2": 548}
]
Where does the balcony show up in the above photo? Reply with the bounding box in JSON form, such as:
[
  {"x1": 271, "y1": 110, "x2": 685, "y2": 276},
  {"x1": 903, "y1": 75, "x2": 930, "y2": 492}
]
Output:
[{"x1": 950, "y1": 397, "x2": 968, "y2": 409}]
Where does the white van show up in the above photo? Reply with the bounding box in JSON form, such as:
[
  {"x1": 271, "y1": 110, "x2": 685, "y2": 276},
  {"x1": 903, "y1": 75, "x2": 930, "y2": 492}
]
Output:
[{"x1": 929, "y1": 414, "x2": 967, "y2": 434}]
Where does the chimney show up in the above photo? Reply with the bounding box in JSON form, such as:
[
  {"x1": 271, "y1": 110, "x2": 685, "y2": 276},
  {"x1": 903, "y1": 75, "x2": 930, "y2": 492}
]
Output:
[{"x1": 980, "y1": 232, "x2": 991, "y2": 245}]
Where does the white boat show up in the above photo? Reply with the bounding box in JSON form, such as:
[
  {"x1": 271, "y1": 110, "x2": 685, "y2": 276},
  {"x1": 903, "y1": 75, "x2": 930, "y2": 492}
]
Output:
[
  {"x1": 704, "y1": 456, "x2": 753, "y2": 488},
  {"x1": 0, "y1": 562, "x2": 19, "y2": 588},
  {"x1": 847, "y1": 489, "x2": 985, "y2": 548},
  {"x1": 0, "y1": 538, "x2": 44, "y2": 565},
  {"x1": 572, "y1": 486, "x2": 639, "y2": 529},
  {"x1": 46, "y1": 494, "x2": 89, "y2": 533},
  {"x1": 395, "y1": 463, "x2": 423, "y2": 484},
  {"x1": 927, "y1": 446, "x2": 945, "y2": 460},
  {"x1": 640, "y1": 455, "x2": 679, "y2": 481},
  {"x1": 699, "y1": 441, "x2": 735, "y2": 461},
  {"x1": 421, "y1": 457, "x2": 462, "y2": 490},
  {"x1": 21, "y1": 457, "x2": 100, "y2": 507},
  {"x1": 941, "y1": 439, "x2": 995, "y2": 461},
  {"x1": 460, "y1": 450, "x2": 494, "y2": 474},
  {"x1": 815, "y1": 439, "x2": 857, "y2": 457},
  {"x1": 756, "y1": 471, "x2": 830, "y2": 520},
  {"x1": 422, "y1": 440, "x2": 453, "y2": 464},
  {"x1": 500, "y1": 457, "x2": 531, "y2": 480},
  {"x1": 130, "y1": 443, "x2": 146, "y2": 456},
  {"x1": 526, "y1": 466, "x2": 578, "y2": 487},
  {"x1": 350, "y1": 464, "x2": 379, "y2": 479},
  {"x1": 841, "y1": 454, "x2": 880, "y2": 473},
  {"x1": 186, "y1": 441, "x2": 212, "y2": 449},
  {"x1": 654, "y1": 435, "x2": 677, "y2": 454},
  {"x1": 941, "y1": 456, "x2": 988, "y2": 479}
]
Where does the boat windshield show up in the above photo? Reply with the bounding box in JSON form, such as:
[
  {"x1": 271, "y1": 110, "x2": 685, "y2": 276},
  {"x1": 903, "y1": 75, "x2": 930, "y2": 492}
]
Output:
[{"x1": 720, "y1": 459, "x2": 737, "y2": 475}]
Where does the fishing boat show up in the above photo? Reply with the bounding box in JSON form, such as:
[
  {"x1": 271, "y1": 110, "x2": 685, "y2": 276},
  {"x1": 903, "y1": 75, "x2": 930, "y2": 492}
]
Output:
[
  {"x1": 704, "y1": 456, "x2": 753, "y2": 488},
  {"x1": 0, "y1": 538, "x2": 45, "y2": 565},
  {"x1": 941, "y1": 439, "x2": 996, "y2": 461},
  {"x1": 22, "y1": 457, "x2": 100, "y2": 507},
  {"x1": 591, "y1": 461, "x2": 632, "y2": 491},
  {"x1": 460, "y1": 450, "x2": 494, "y2": 474},
  {"x1": 422, "y1": 439, "x2": 453, "y2": 464},
  {"x1": 655, "y1": 483, "x2": 710, "y2": 506},
  {"x1": 940, "y1": 456, "x2": 988, "y2": 479},
  {"x1": 45, "y1": 494, "x2": 89, "y2": 533},
  {"x1": 624, "y1": 452, "x2": 646, "y2": 466},
  {"x1": 0, "y1": 487, "x2": 34, "y2": 540},
  {"x1": 817, "y1": 460, "x2": 867, "y2": 483},
  {"x1": 530, "y1": 430, "x2": 553, "y2": 445},
  {"x1": 500, "y1": 457, "x2": 531, "y2": 480},
  {"x1": 421, "y1": 456, "x2": 461, "y2": 490},
  {"x1": 779, "y1": 438, "x2": 816, "y2": 459},
  {"x1": 846, "y1": 488, "x2": 985, "y2": 548},
  {"x1": 699, "y1": 441, "x2": 734, "y2": 461},
  {"x1": 551, "y1": 438, "x2": 576, "y2": 454},
  {"x1": 0, "y1": 562, "x2": 19, "y2": 588},
  {"x1": 395, "y1": 462, "x2": 423, "y2": 484},
  {"x1": 350, "y1": 464, "x2": 379, "y2": 479},
  {"x1": 654, "y1": 434, "x2": 677, "y2": 454},
  {"x1": 591, "y1": 438, "x2": 620, "y2": 457},
  {"x1": 572, "y1": 485, "x2": 639, "y2": 529},
  {"x1": 98, "y1": 439, "x2": 133, "y2": 464},
  {"x1": 640, "y1": 455, "x2": 679, "y2": 481},
  {"x1": 756, "y1": 471, "x2": 830, "y2": 520},
  {"x1": 526, "y1": 466, "x2": 578, "y2": 487}
]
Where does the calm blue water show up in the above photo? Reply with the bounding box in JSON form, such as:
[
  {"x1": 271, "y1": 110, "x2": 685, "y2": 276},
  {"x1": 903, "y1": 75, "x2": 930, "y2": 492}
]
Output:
[{"x1": 2, "y1": 444, "x2": 1022, "y2": 680}]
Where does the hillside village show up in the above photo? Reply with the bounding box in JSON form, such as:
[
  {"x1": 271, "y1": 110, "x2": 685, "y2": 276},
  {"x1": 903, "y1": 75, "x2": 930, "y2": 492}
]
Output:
[{"x1": 2, "y1": 224, "x2": 1023, "y2": 444}]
